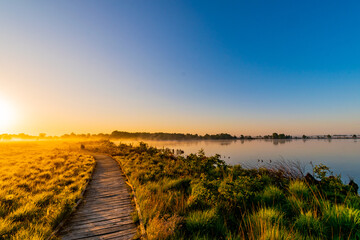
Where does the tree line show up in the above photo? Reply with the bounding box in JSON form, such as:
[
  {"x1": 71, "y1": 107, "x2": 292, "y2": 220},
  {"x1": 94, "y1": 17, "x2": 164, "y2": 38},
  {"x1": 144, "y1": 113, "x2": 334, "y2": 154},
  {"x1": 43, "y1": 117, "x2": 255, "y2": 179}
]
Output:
[{"x1": 0, "y1": 131, "x2": 358, "y2": 141}]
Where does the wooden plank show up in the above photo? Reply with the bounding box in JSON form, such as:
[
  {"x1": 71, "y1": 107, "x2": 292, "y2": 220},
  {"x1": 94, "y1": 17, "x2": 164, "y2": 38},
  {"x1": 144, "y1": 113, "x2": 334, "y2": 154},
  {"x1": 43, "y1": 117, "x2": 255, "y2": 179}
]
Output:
[
  {"x1": 66, "y1": 217, "x2": 133, "y2": 231},
  {"x1": 74, "y1": 205, "x2": 132, "y2": 216},
  {"x1": 64, "y1": 215, "x2": 131, "y2": 226},
  {"x1": 81, "y1": 201, "x2": 132, "y2": 210},
  {"x1": 58, "y1": 155, "x2": 137, "y2": 240},
  {"x1": 61, "y1": 222, "x2": 135, "y2": 240},
  {"x1": 67, "y1": 215, "x2": 131, "y2": 226},
  {"x1": 77, "y1": 228, "x2": 137, "y2": 240},
  {"x1": 76, "y1": 202, "x2": 132, "y2": 211},
  {"x1": 69, "y1": 208, "x2": 132, "y2": 220}
]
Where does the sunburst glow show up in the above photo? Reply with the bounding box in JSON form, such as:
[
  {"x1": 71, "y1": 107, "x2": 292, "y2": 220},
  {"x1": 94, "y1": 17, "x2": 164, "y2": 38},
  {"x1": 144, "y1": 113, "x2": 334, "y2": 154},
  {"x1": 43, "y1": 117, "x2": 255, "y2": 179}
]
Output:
[{"x1": 0, "y1": 98, "x2": 15, "y2": 131}]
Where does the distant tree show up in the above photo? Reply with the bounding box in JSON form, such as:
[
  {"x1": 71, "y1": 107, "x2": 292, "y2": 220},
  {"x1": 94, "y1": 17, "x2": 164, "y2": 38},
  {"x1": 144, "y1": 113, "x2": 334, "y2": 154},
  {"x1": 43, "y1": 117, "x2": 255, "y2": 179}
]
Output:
[
  {"x1": 240, "y1": 135, "x2": 245, "y2": 139},
  {"x1": 279, "y1": 133, "x2": 286, "y2": 139},
  {"x1": 272, "y1": 133, "x2": 279, "y2": 139},
  {"x1": 302, "y1": 135, "x2": 307, "y2": 139},
  {"x1": 39, "y1": 133, "x2": 46, "y2": 138},
  {"x1": 327, "y1": 134, "x2": 332, "y2": 139},
  {"x1": 353, "y1": 134, "x2": 357, "y2": 138}
]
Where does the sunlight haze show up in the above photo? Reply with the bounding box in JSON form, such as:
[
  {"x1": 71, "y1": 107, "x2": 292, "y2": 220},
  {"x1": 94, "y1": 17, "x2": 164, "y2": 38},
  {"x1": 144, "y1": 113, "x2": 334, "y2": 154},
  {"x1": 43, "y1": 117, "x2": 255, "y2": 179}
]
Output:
[{"x1": 1, "y1": 1, "x2": 359, "y2": 136}]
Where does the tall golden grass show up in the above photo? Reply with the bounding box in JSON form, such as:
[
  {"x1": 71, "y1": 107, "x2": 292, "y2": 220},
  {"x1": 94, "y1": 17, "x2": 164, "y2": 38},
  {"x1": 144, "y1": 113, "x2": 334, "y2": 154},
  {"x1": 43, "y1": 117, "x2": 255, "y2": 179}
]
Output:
[{"x1": 0, "y1": 141, "x2": 95, "y2": 239}]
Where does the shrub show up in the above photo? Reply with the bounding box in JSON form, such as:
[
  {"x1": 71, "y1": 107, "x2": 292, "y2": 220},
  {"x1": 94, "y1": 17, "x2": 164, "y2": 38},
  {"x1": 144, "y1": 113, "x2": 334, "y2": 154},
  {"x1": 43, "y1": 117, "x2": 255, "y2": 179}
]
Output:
[
  {"x1": 218, "y1": 176, "x2": 254, "y2": 209},
  {"x1": 187, "y1": 182, "x2": 213, "y2": 210},
  {"x1": 346, "y1": 195, "x2": 360, "y2": 210}
]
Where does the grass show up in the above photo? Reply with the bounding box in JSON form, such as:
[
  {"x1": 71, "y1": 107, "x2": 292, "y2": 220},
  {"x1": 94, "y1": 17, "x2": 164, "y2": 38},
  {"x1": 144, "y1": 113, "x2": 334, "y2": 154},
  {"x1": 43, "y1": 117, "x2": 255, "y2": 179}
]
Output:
[
  {"x1": 0, "y1": 141, "x2": 95, "y2": 239},
  {"x1": 85, "y1": 140, "x2": 360, "y2": 240}
]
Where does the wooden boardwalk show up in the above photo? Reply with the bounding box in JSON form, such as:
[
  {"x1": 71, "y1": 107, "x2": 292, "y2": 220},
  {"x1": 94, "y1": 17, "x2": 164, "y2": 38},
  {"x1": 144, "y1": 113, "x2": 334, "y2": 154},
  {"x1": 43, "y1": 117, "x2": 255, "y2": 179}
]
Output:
[{"x1": 59, "y1": 155, "x2": 137, "y2": 240}]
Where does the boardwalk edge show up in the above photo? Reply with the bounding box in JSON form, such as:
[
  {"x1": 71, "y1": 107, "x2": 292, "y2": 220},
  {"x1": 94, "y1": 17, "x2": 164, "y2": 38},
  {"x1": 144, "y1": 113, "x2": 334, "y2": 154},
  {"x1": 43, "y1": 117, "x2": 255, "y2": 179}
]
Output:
[
  {"x1": 111, "y1": 155, "x2": 148, "y2": 240},
  {"x1": 46, "y1": 157, "x2": 97, "y2": 240}
]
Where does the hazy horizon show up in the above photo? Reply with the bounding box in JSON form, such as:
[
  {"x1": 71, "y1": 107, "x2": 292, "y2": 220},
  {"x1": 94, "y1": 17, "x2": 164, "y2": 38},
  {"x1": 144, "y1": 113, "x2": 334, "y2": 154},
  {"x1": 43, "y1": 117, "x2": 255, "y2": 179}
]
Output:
[
  {"x1": 1, "y1": 130, "x2": 359, "y2": 138},
  {"x1": 1, "y1": 1, "x2": 359, "y2": 135}
]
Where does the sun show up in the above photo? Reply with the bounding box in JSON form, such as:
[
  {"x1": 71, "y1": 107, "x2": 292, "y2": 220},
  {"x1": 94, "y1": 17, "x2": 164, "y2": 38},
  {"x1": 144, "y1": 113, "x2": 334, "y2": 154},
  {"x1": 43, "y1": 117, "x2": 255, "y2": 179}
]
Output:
[{"x1": 0, "y1": 99, "x2": 15, "y2": 132}]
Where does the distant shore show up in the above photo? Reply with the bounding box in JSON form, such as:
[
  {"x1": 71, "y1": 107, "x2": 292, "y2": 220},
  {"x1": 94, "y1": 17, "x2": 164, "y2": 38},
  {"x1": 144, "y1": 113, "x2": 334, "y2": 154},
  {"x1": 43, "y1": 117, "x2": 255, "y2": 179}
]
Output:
[{"x1": 0, "y1": 130, "x2": 358, "y2": 141}]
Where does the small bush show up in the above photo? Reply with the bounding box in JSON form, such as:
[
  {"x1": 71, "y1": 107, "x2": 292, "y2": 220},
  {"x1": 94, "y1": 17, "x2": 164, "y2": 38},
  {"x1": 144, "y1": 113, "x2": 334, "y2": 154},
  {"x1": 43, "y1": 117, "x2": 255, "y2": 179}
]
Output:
[{"x1": 187, "y1": 182, "x2": 212, "y2": 210}]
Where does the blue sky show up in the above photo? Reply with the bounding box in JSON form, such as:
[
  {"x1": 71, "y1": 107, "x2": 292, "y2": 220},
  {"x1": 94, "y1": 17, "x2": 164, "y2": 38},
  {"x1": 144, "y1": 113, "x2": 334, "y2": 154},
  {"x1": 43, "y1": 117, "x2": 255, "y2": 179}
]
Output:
[{"x1": 0, "y1": 1, "x2": 359, "y2": 135}]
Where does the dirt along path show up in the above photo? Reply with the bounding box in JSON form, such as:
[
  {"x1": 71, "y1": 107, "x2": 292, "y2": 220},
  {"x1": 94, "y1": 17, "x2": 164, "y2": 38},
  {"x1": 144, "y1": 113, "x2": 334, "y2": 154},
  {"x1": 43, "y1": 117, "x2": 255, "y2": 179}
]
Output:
[{"x1": 59, "y1": 155, "x2": 137, "y2": 240}]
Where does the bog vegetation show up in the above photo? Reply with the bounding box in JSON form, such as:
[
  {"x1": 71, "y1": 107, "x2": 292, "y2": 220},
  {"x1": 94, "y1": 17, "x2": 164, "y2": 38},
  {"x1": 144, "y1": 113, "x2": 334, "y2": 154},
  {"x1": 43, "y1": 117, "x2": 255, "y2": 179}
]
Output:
[
  {"x1": 86, "y1": 140, "x2": 360, "y2": 240},
  {"x1": 0, "y1": 141, "x2": 95, "y2": 239}
]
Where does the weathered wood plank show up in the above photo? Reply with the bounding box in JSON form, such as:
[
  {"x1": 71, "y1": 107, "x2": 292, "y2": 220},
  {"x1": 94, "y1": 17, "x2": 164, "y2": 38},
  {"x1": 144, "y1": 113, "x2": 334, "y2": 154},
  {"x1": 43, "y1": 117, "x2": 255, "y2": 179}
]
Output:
[
  {"x1": 59, "y1": 155, "x2": 136, "y2": 240},
  {"x1": 78, "y1": 228, "x2": 137, "y2": 240},
  {"x1": 61, "y1": 222, "x2": 135, "y2": 239},
  {"x1": 66, "y1": 217, "x2": 133, "y2": 231},
  {"x1": 65, "y1": 215, "x2": 132, "y2": 226},
  {"x1": 68, "y1": 210, "x2": 132, "y2": 222}
]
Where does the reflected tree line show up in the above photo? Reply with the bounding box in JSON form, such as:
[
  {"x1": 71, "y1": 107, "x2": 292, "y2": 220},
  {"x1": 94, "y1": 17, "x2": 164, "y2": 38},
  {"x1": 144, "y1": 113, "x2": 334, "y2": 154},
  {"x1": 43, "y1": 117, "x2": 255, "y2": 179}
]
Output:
[{"x1": 0, "y1": 131, "x2": 358, "y2": 141}]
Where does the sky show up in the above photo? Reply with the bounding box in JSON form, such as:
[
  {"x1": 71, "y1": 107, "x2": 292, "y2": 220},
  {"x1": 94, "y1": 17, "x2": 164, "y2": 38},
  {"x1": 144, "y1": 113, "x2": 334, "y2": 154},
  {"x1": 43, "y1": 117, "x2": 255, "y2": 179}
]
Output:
[{"x1": 0, "y1": 1, "x2": 359, "y2": 136}]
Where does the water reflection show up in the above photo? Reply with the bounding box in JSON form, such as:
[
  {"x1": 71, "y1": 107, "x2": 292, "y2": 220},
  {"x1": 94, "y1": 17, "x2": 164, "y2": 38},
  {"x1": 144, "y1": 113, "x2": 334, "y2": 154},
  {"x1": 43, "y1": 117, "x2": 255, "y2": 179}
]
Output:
[{"x1": 113, "y1": 139, "x2": 360, "y2": 183}]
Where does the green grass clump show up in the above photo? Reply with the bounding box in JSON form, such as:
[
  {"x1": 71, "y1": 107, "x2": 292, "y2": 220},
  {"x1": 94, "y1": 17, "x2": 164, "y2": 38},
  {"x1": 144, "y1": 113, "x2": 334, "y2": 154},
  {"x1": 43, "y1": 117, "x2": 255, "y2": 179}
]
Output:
[
  {"x1": 186, "y1": 208, "x2": 225, "y2": 237},
  {"x1": 294, "y1": 211, "x2": 323, "y2": 237},
  {"x1": 322, "y1": 204, "x2": 360, "y2": 238},
  {"x1": 289, "y1": 180, "x2": 310, "y2": 199},
  {"x1": 253, "y1": 207, "x2": 284, "y2": 224},
  {"x1": 261, "y1": 186, "x2": 285, "y2": 207}
]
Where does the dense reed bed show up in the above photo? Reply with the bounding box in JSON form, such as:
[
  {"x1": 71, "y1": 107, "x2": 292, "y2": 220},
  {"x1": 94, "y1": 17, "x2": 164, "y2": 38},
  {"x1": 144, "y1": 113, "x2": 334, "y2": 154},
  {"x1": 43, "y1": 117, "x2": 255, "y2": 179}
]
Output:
[
  {"x1": 0, "y1": 141, "x2": 95, "y2": 239},
  {"x1": 87, "y1": 140, "x2": 360, "y2": 240}
]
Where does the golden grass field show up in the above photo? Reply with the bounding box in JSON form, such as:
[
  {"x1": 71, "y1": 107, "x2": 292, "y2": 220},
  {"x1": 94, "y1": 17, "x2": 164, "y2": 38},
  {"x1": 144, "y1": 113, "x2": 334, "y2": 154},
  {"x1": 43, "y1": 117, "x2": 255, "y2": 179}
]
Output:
[{"x1": 0, "y1": 141, "x2": 95, "y2": 240}]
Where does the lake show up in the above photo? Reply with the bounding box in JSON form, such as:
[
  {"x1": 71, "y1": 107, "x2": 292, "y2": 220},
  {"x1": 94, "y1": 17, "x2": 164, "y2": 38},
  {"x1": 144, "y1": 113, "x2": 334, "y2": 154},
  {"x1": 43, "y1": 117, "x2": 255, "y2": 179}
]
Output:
[{"x1": 113, "y1": 139, "x2": 360, "y2": 183}]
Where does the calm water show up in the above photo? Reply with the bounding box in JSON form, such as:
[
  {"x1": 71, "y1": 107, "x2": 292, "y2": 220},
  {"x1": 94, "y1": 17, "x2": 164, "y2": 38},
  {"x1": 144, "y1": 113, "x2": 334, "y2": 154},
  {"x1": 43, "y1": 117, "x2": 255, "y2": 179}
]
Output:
[{"x1": 113, "y1": 139, "x2": 360, "y2": 183}]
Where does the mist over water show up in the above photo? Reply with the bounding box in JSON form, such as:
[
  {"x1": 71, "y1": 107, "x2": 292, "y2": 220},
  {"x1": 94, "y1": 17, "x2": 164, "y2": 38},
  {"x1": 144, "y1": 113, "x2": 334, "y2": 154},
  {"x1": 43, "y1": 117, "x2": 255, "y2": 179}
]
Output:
[{"x1": 113, "y1": 139, "x2": 360, "y2": 183}]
